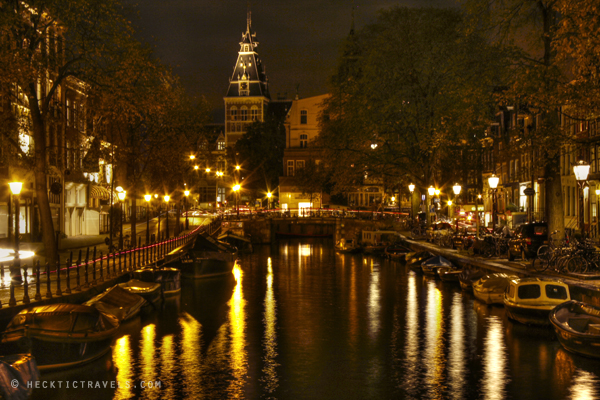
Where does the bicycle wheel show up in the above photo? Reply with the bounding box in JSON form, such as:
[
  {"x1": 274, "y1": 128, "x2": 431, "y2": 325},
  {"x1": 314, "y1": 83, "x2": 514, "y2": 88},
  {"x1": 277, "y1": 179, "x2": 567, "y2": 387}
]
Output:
[
  {"x1": 566, "y1": 256, "x2": 588, "y2": 274},
  {"x1": 531, "y1": 257, "x2": 549, "y2": 272},
  {"x1": 537, "y1": 245, "x2": 551, "y2": 262}
]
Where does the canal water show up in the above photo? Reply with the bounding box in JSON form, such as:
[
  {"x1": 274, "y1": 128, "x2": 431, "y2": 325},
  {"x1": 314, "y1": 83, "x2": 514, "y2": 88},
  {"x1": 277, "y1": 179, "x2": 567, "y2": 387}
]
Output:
[{"x1": 34, "y1": 238, "x2": 600, "y2": 399}]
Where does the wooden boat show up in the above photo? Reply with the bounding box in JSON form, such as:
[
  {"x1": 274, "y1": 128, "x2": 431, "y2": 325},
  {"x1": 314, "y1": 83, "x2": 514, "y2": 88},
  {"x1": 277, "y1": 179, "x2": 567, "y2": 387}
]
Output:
[
  {"x1": 1, "y1": 304, "x2": 119, "y2": 371},
  {"x1": 118, "y1": 279, "x2": 163, "y2": 306},
  {"x1": 472, "y1": 273, "x2": 519, "y2": 305},
  {"x1": 133, "y1": 267, "x2": 181, "y2": 294},
  {"x1": 421, "y1": 255, "x2": 454, "y2": 277},
  {"x1": 84, "y1": 285, "x2": 146, "y2": 321},
  {"x1": 218, "y1": 231, "x2": 253, "y2": 253},
  {"x1": 438, "y1": 267, "x2": 462, "y2": 282},
  {"x1": 384, "y1": 243, "x2": 411, "y2": 261},
  {"x1": 179, "y1": 232, "x2": 238, "y2": 279},
  {"x1": 335, "y1": 238, "x2": 361, "y2": 254},
  {"x1": 550, "y1": 300, "x2": 600, "y2": 358},
  {"x1": 504, "y1": 277, "x2": 571, "y2": 326},
  {"x1": 0, "y1": 354, "x2": 39, "y2": 400},
  {"x1": 405, "y1": 251, "x2": 434, "y2": 273},
  {"x1": 458, "y1": 268, "x2": 486, "y2": 292}
]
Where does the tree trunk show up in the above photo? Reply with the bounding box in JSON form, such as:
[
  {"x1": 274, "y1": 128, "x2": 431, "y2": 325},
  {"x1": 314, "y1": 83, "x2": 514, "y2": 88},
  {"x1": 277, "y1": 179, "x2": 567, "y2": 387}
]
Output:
[
  {"x1": 29, "y1": 94, "x2": 58, "y2": 264},
  {"x1": 545, "y1": 161, "x2": 565, "y2": 241},
  {"x1": 131, "y1": 197, "x2": 137, "y2": 247}
]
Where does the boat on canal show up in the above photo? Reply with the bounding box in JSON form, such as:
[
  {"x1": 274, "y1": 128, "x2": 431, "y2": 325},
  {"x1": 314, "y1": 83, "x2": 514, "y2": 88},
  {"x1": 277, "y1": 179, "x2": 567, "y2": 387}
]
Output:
[
  {"x1": 0, "y1": 354, "x2": 39, "y2": 400},
  {"x1": 335, "y1": 238, "x2": 361, "y2": 254},
  {"x1": 438, "y1": 267, "x2": 462, "y2": 282},
  {"x1": 472, "y1": 273, "x2": 519, "y2": 305},
  {"x1": 504, "y1": 277, "x2": 571, "y2": 326},
  {"x1": 458, "y1": 268, "x2": 486, "y2": 292},
  {"x1": 550, "y1": 300, "x2": 600, "y2": 358},
  {"x1": 133, "y1": 266, "x2": 182, "y2": 294},
  {"x1": 405, "y1": 251, "x2": 434, "y2": 273},
  {"x1": 1, "y1": 304, "x2": 119, "y2": 371},
  {"x1": 421, "y1": 255, "x2": 454, "y2": 277},
  {"x1": 179, "y1": 232, "x2": 238, "y2": 279},
  {"x1": 118, "y1": 279, "x2": 163, "y2": 306},
  {"x1": 384, "y1": 243, "x2": 411, "y2": 261},
  {"x1": 84, "y1": 284, "x2": 146, "y2": 321}
]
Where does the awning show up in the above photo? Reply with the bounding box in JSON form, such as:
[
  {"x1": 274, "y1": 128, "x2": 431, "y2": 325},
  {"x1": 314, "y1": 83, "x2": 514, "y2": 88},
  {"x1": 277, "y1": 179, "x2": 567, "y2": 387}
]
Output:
[{"x1": 90, "y1": 185, "x2": 111, "y2": 200}]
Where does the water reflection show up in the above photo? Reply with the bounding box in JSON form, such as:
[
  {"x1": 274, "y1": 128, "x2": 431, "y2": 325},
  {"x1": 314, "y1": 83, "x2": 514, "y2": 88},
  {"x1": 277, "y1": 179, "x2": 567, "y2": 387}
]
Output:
[
  {"x1": 424, "y1": 280, "x2": 445, "y2": 398},
  {"x1": 481, "y1": 316, "x2": 509, "y2": 400},
  {"x1": 113, "y1": 335, "x2": 134, "y2": 400},
  {"x1": 140, "y1": 324, "x2": 158, "y2": 400},
  {"x1": 160, "y1": 335, "x2": 177, "y2": 400},
  {"x1": 227, "y1": 262, "x2": 248, "y2": 396},
  {"x1": 402, "y1": 272, "x2": 419, "y2": 396},
  {"x1": 448, "y1": 292, "x2": 465, "y2": 399},
  {"x1": 261, "y1": 257, "x2": 279, "y2": 395},
  {"x1": 179, "y1": 312, "x2": 203, "y2": 398},
  {"x1": 368, "y1": 259, "x2": 381, "y2": 338},
  {"x1": 569, "y1": 370, "x2": 600, "y2": 399}
]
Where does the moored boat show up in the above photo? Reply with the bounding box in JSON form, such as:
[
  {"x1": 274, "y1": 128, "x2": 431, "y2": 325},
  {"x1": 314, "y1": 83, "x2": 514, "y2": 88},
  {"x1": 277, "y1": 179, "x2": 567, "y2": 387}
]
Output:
[
  {"x1": 472, "y1": 273, "x2": 519, "y2": 305},
  {"x1": 335, "y1": 238, "x2": 361, "y2": 254},
  {"x1": 458, "y1": 268, "x2": 486, "y2": 292},
  {"x1": 179, "y1": 232, "x2": 238, "y2": 279},
  {"x1": 550, "y1": 300, "x2": 600, "y2": 358},
  {"x1": 218, "y1": 231, "x2": 253, "y2": 253},
  {"x1": 405, "y1": 251, "x2": 434, "y2": 273},
  {"x1": 0, "y1": 354, "x2": 39, "y2": 400},
  {"x1": 421, "y1": 255, "x2": 454, "y2": 277},
  {"x1": 504, "y1": 277, "x2": 570, "y2": 326},
  {"x1": 84, "y1": 285, "x2": 146, "y2": 321},
  {"x1": 384, "y1": 243, "x2": 411, "y2": 261},
  {"x1": 118, "y1": 279, "x2": 163, "y2": 306},
  {"x1": 1, "y1": 304, "x2": 119, "y2": 371},
  {"x1": 133, "y1": 267, "x2": 182, "y2": 294}
]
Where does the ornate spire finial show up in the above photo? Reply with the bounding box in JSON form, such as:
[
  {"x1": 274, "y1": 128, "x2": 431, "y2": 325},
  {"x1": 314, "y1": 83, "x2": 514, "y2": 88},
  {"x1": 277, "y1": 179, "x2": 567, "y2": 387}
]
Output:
[{"x1": 247, "y1": 1, "x2": 251, "y2": 31}]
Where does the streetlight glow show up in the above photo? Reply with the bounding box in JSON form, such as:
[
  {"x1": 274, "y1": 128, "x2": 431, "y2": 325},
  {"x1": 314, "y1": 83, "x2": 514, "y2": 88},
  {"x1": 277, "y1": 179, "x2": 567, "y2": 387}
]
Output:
[
  {"x1": 144, "y1": 194, "x2": 151, "y2": 202},
  {"x1": 448, "y1": 200, "x2": 452, "y2": 206},
  {"x1": 117, "y1": 191, "x2": 126, "y2": 201},
  {"x1": 574, "y1": 159, "x2": 590, "y2": 181},
  {"x1": 184, "y1": 190, "x2": 190, "y2": 196},
  {"x1": 194, "y1": 165, "x2": 199, "y2": 170},
  {"x1": 453, "y1": 183, "x2": 462, "y2": 195},
  {"x1": 408, "y1": 183, "x2": 415, "y2": 193},
  {"x1": 428, "y1": 186, "x2": 435, "y2": 196},
  {"x1": 205, "y1": 168, "x2": 211, "y2": 173},
  {"x1": 488, "y1": 174, "x2": 500, "y2": 189},
  {"x1": 8, "y1": 182, "x2": 23, "y2": 195},
  {"x1": 189, "y1": 155, "x2": 195, "y2": 160},
  {"x1": 164, "y1": 195, "x2": 170, "y2": 202}
]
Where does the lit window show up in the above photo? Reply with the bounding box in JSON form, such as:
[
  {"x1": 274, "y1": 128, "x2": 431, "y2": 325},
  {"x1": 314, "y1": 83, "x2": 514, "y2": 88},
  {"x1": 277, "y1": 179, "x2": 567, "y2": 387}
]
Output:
[
  {"x1": 218, "y1": 141, "x2": 225, "y2": 150},
  {"x1": 300, "y1": 110, "x2": 307, "y2": 124}
]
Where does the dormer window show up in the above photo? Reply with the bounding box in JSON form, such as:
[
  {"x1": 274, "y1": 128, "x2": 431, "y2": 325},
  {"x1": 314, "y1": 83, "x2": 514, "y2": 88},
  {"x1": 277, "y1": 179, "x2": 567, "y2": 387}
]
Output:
[
  {"x1": 218, "y1": 140, "x2": 225, "y2": 150},
  {"x1": 239, "y1": 81, "x2": 249, "y2": 96},
  {"x1": 300, "y1": 110, "x2": 307, "y2": 124}
]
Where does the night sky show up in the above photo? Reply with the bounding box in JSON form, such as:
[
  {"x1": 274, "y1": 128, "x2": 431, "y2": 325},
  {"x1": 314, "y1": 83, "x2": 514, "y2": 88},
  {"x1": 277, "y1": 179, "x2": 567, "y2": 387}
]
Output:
[{"x1": 126, "y1": 0, "x2": 457, "y2": 121}]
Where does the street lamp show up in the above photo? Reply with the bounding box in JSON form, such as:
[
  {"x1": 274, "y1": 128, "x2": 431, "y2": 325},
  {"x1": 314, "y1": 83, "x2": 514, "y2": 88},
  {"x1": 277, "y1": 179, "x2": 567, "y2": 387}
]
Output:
[
  {"x1": 164, "y1": 195, "x2": 170, "y2": 239},
  {"x1": 409, "y1": 183, "x2": 415, "y2": 221},
  {"x1": 144, "y1": 194, "x2": 151, "y2": 244},
  {"x1": 574, "y1": 159, "x2": 591, "y2": 238},
  {"x1": 155, "y1": 194, "x2": 160, "y2": 240},
  {"x1": 488, "y1": 174, "x2": 500, "y2": 232},
  {"x1": 233, "y1": 184, "x2": 241, "y2": 219},
  {"x1": 453, "y1": 183, "x2": 462, "y2": 231},
  {"x1": 117, "y1": 190, "x2": 126, "y2": 249},
  {"x1": 447, "y1": 199, "x2": 452, "y2": 219},
  {"x1": 427, "y1": 186, "x2": 435, "y2": 225},
  {"x1": 184, "y1": 190, "x2": 190, "y2": 230},
  {"x1": 267, "y1": 192, "x2": 272, "y2": 210},
  {"x1": 8, "y1": 181, "x2": 23, "y2": 286},
  {"x1": 189, "y1": 155, "x2": 195, "y2": 161}
]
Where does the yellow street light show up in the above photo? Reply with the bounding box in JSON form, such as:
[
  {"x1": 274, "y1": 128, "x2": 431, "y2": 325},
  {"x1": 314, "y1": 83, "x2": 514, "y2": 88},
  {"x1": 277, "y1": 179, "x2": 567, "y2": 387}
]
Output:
[
  {"x1": 8, "y1": 182, "x2": 23, "y2": 195},
  {"x1": 154, "y1": 194, "x2": 158, "y2": 199},
  {"x1": 235, "y1": 165, "x2": 240, "y2": 171},
  {"x1": 434, "y1": 189, "x2": 440, "y2": 196},
  {"x1": 189, "y1": 155, "x2": 195, "y2": 160},
  {"x1": 164, "y1": 195, "x2": 170, "y2": 202},
  {"x1": 117, "y1": 191, "x2": 126, "y2": 201},
  {"x1": 194, "y1": 165, "x2": 199, "y2": 170},
  {"x1": 184, "y1": 190, "x2": 190, "y2": 196},
  {"x1": 205, "y1": 167, "x2": 211, "y2": 173},
  {"x1": 408, "y1": 183, "x2": 415, "y2": 193},
  {"x1": 391, "y1": 196, "x2": 396, "y2": 202},
  {"x1": 144, "y1": 194, "x2": 152, "y2": 202},
  {"x1": 428, "y1": 186, "x2": 435, "y2": 196},
  {"x1": 116, "y1": 186, "x2": 123, "y2": 193},
  {"x1": 448, "y1": 200, "x2": 452, "y2": 206}
]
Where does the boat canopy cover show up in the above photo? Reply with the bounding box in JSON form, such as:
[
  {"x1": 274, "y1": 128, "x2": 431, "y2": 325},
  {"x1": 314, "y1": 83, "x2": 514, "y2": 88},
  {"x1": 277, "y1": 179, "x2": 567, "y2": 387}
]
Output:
[
  {"x1": 0, "y1": 354, "x2": 39, "y2": 400},
  {"x1": 84, "y1": 285, "x2": 146, "y2": 321},
  {"x1": 6, "y1": 304, "x2": 117, "y2": 333},
  {"x1": 119, "y1": 279, "x2": 161, "y2": 293},
  {"x1": 475, "y1": 273, "x2": 519, "y2": 291},
  {"x1": 422, "y1": 256, "x2": 453, "y2": 268},
  {"x1": 459, "y1": 268, "x2": 486, "y2": 282}
]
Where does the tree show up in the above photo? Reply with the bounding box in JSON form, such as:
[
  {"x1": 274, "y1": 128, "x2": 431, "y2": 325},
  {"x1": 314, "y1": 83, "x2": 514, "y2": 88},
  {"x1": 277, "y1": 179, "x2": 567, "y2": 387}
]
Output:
[
  {"x1": 0, "y1": 0, "x2": 150, "y2": 263},
  {"x1": 294, "y1": 159, "x2": 330, "y2": 208},
  {"x1": 319, "y1": 6, "x2": 507, "y2": 209}
]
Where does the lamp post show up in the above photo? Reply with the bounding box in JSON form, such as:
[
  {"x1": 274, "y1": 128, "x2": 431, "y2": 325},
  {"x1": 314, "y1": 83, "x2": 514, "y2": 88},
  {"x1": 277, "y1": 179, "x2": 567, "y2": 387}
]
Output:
[
  {"x1": 409, "y1": 183, "x2": 415, "y2": 221},
  {"x1": 453, "y1": 183, "x2": 462, "y2": 231},
  {"x1": 233, "y1": 184, "x2": 241, "y2": 219},
  {"x1": 154, "y1": 194, "x2": 160, "y2": 241},
  {"x1": 574, "y1": 159, "x2": 591, "y2": 238},
  {"x1": 164, "y1": 195, "x2": 170, "y2": 239},
  {"x1": 428, "y1": 186, "x2": 435, "y2": 225},
  {"x1": 267, "y1": 192, "x2": 272, "y2": 210},
  {"x1": 488, "y1": 174, "x2": 500, "y2": 232},
  {"x1": 117, "y1": 191, "x2": 126, "y2": 249},
  {"x1": 447, "y1": 200, "x2": 452, "y2": 219},
  {"x1": 184, "y1": 190, "x2": 190, "y2": 230},
  {"x1": 144, "y1": 194, "x2": 151, "y2": 244},
  {"x1": 8, "y1": 181, "x2": 23, "y2": 286}
]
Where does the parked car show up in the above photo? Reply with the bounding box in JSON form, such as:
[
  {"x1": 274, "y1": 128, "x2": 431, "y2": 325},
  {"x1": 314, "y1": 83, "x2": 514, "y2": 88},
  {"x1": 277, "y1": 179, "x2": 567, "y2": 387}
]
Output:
[{"x1": 507, "y1": 222, "x2": 548, "y2": 261}]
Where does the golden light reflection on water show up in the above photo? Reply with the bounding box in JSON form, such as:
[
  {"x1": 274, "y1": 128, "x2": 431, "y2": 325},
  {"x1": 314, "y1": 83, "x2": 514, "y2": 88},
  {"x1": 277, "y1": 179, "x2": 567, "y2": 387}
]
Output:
[
  {"x1": 569, "y1": 370, "x2": 600, "y2": 399},
  {"x1": 160, "y1": 335, "x2": 176, "y2": 400},
  {"x1": 180, "y1": 312, "x2": 203, "y2": 398},
  {"x1": 403, "y1": 272, "x2": 419, "y2": 394},
  {"x1": 140, "y1": 324, "x2": 158, "y2": 400},
  {"x1": 349, "y1": 258, "x2": 358, "y2": 343},
  {"x1": 261, "y1": 257, "x2": 279, "y2": 394},
  {"x1": 227, "y1": 261, "x2": 248, "y2": 396},
  {"x1": 368, "y1": 259, "x2": 380, "y2": 338},
  {"x1": 481, "y1": 316, "x2": 509, "y2": 400},
  {"x1": 113, "y1": 335, "x2": 134, "y2": 400},
  {"x1": 424, "y1": 281, "x2": 445, "y2": 398},
  {"x1": 448, "y1": 292, "x2": 465, "y2": 399}
]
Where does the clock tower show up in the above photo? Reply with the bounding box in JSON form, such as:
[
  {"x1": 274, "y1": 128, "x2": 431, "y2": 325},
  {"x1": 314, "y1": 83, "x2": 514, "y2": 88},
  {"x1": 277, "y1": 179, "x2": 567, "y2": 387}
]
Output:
[{"x1": 224, "y1": 10, "x2": 270, "y2": 148}]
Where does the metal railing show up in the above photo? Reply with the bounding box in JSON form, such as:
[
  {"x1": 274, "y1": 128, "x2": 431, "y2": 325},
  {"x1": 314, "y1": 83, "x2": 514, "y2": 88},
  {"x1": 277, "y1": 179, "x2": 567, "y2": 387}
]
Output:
[{"x1": 0, "y1": 219, "x2": 221, "y2": 308}]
